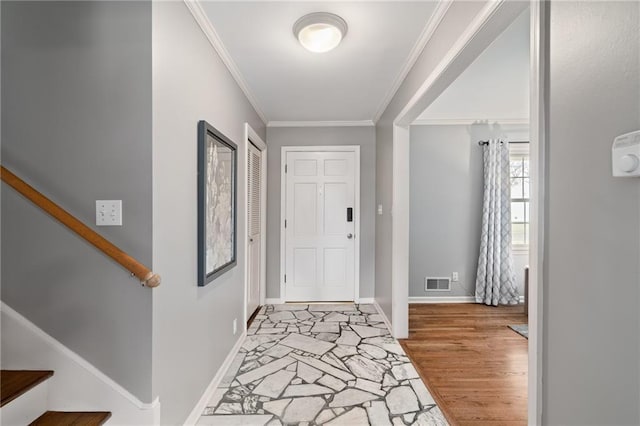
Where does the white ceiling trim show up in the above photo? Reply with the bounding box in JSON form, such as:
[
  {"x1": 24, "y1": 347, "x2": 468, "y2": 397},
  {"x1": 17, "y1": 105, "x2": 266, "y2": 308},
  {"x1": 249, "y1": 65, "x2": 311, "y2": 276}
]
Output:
[
  {"x1": 268, "y1": 120, "x2": 375, "y2": 128},
  {"x1": 371, "y1": 0, "x2": 453, "y2": 124},
  {"x1": 184, "y1": 0, "x2": 268, "y2": 124},
  {"x1": 412, "y1": 118, "x2": 529, "y2": 126}
]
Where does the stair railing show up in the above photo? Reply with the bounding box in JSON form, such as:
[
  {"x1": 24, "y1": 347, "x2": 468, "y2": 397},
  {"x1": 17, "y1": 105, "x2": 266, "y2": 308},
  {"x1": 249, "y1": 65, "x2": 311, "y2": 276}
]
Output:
[{"x1": 1, "y1": 166, "x2": 160, "y2": 288}]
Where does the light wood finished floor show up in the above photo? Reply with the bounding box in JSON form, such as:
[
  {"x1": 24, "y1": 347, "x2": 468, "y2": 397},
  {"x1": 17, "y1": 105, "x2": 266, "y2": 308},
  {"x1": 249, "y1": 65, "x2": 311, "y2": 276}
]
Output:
[{"x1": 400, "y1": 303, "x2": 528, "y2": 426}]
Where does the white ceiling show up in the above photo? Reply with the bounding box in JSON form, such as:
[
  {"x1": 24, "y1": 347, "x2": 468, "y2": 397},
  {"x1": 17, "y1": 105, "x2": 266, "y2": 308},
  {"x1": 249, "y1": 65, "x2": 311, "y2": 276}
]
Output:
[
  {"x1": 418, "y1": 8, "x2": 530, "y2": 122},
  {"x1": 200, "y1": 1, "x2": 439, "y2": 123}
]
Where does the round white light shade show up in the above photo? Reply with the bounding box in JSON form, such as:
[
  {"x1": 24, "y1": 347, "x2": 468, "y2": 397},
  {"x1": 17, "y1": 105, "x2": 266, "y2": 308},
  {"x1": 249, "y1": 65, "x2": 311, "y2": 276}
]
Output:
[{"x1": 293, "y1": 12, "x2": 348, "y2": 53}]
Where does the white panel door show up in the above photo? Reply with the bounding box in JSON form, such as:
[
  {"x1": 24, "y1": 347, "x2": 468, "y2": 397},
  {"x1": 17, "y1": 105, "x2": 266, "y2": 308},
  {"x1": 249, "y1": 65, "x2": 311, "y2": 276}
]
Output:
[
  {"x1": 247, "y1": 142, "x2": 262, "y2": 317},
  {"x1": 285, "y1": 151, "x2": 356, "y2": 301}
]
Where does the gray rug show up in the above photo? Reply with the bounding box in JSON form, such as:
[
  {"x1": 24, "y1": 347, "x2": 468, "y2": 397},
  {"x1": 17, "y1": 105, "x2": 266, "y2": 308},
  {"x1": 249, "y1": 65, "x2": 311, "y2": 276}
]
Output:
[{"x1": 508, "y1": 324, "x2": 528, "y2": 339}]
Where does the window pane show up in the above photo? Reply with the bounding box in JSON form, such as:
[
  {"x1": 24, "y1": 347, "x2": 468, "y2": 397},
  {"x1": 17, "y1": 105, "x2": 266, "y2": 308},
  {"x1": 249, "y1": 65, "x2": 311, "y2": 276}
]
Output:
[
  {"x1": 523, "y1": 177, "x2": 530, "y2": 199},
  {"x1": 525, "y1": 223, "x2": 529, "y2": 245},
  {"x1": 524, "y1": 201, "x2": 530, "y2": 224},
  {"x1": 523, "y1": 159, "x2": 530, "y2": 177},
  {"x1": 511, "y1": 177, "x2": 524, "y2": 198},
  {"x1": 510, "y1": 160, "x2": 524, "y2": 178},
  {"x1": 512, "y1": 223, "x2": 526, "y2": 245},
  {"x1": 511, "y1": 202, "x2": 526, "y2": 223}
]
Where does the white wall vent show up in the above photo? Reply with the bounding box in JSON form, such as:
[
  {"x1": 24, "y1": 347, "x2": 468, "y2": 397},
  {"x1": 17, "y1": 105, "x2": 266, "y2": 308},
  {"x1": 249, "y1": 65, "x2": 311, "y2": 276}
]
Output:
[{"x1": 425, "y1": 277, "x2": 451, "y2": 291}]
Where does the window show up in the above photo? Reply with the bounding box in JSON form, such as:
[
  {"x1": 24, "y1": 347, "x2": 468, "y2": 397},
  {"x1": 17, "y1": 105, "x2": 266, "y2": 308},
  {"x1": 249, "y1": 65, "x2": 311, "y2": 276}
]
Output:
[{"x1": 510, "y1": 145, "x2": 530, "y2": 247}]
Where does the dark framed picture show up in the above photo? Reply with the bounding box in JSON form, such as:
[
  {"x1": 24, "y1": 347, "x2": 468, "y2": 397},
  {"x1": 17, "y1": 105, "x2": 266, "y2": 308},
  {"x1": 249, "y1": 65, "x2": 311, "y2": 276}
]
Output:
[{"x1": 198, "y1": 120, "x2": 237, "y2": 286}]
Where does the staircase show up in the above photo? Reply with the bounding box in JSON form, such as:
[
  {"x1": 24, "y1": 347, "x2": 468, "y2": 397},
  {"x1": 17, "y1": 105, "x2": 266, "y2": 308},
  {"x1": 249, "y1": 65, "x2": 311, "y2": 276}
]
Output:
[
  {"x1": 0, "y1": 370, "x2": 111, "y2": 425},
  {"x1": 0, "y1": 168, "x2": 161, "y2": 424}
]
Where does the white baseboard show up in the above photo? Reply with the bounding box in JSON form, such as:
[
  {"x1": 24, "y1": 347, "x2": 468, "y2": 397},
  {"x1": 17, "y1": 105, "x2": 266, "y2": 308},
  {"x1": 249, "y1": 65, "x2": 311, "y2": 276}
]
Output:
[
  {"x1": 409, "y1": 296, "x2": 476, "y2": 304},
  {"x1": 264, "y1": 298, "x2": 378, "y2": 305},
  {"x1": 372, "y1": 300, "x2": 393, "y2": 336},
  {"x1": 409, "y1": 296, "x2": 526, "y2": 304},
  {"x1": 183, "y1": 330, "x2": 247, "y2": 425},
  {"x1": 0, "y1": 302, "x2": 160, "y2": 425}
]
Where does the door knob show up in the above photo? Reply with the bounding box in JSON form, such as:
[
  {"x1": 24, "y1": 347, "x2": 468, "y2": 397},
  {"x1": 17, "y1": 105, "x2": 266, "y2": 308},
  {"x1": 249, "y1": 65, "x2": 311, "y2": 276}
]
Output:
[
  {"x1": 347, "y1": 233, "x2": 353, "y2": 239},
  {"x1": 249, "y1": 238, "x2": 254, "y2": 242}
]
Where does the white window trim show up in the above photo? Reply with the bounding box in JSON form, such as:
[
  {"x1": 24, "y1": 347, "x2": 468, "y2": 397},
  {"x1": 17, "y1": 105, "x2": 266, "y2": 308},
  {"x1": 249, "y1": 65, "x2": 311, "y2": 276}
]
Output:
[{"x1": 510, "y1": 143, "x2": 530, "y2": 253}]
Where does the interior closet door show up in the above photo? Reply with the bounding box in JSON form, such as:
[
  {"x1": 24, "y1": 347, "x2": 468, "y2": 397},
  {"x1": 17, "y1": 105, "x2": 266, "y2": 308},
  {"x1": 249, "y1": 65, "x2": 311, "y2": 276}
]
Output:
[{"x1": 247, "y1": 142, "x2": 262, "y2": 318}]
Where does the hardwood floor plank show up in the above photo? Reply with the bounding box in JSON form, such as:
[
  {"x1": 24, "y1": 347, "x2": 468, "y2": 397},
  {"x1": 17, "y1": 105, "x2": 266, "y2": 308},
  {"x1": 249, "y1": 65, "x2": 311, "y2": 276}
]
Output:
[{"x1": 400, "y1": 303, "x2": 528, "y2": 426}]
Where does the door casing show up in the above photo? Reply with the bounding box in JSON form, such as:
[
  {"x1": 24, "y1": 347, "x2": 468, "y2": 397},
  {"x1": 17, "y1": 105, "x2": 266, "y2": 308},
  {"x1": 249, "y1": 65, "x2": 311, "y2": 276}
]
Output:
[
  {"x1": 387, "y1": 1, "x2": 546, "y2": 423},
  {"x1": 280, "y1": 145, "x2": 361, "y2": 303},
  {"x1": 243, "y1": 123, "x2": 267, "y2": 329}
]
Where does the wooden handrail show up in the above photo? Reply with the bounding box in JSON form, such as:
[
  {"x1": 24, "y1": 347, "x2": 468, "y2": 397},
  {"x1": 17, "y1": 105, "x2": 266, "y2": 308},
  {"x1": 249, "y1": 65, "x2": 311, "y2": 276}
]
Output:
[{"x1": 1, "y1": 166, "x2": 160, "y2": 288}]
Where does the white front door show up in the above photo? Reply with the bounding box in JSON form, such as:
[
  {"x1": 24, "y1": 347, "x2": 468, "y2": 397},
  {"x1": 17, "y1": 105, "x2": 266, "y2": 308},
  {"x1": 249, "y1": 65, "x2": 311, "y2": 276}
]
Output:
[
  {"x1": 284, "y1": 150, "x2": 356, "y2": 301},
  {"x1": 247, "y1": 142, "x2": 262, "y2": 317}
]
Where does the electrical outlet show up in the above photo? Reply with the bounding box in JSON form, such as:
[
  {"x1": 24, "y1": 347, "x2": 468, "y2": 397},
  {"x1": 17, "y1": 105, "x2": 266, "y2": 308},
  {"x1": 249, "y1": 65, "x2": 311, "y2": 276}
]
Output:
[
  {"x1": 96, "y1": 200, "x2": 122, "y2": 226},
  {"x1": 233, "y1": 318, "x2": 237, "y2": 335},
  {"x1": 452, "y1": 272, "x2": 459, "y2": 282}
]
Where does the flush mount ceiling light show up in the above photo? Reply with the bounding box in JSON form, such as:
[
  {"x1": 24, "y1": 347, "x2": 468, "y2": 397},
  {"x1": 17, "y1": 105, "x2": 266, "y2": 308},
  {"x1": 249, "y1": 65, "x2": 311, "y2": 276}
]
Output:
[{"x1": 293, "y1": 12, "x2": 348, "y2": 53}]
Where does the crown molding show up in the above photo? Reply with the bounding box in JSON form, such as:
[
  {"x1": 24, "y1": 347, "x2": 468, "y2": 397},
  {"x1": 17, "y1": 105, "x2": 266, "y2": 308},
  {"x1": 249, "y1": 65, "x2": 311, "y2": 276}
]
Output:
[
  {"x1": 267, "y1": 120, "x2": 375, "y2": 128},
  {"x1": 184, "y1": 0, "x2": 268, "y2": 124},
  {"x1": 411, "y1": 118, "x2": 529, "y2": 126},
  {"x1": 371, "y1": 0, "x2": 453, "y2": 124}
]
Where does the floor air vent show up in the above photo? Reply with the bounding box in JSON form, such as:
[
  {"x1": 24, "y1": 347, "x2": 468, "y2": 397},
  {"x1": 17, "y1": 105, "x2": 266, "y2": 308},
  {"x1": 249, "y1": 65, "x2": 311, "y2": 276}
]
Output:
[{"x1": 425, "y1": 277, "x2": 451, "y2": 291}]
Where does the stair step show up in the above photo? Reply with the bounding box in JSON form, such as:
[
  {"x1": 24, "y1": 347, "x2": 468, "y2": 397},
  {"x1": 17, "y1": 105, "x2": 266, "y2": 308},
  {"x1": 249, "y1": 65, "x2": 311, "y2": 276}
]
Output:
[
  {"x1": 30, "y1": 411, "x2": 112, "y2": 426},
  {"x1": 1, "y1": 370, "x2": 54, "y2": 407}
]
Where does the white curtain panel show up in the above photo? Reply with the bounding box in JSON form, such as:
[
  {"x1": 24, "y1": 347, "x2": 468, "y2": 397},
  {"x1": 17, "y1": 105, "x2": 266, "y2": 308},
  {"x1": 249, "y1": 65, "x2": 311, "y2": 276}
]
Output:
[{"x1": 475, "y1": 139, "x2": 519, "y2": 306}]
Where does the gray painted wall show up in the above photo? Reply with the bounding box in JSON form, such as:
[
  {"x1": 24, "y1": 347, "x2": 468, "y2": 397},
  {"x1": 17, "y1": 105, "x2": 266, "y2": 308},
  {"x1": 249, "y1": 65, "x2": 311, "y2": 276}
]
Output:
[
  {"x1": 409, "y1": 125, "x2": 483, "y2": 297},
  {"x1": 1, "y1": 1, "x2": 153, "y2": 401},
  {"x1": 409, "y1": 125, "x2": 529, "y2": 298},
  {"x1": 265, "y1": 126, "x2": 376, "y2": 300},
  {"x1": 151, "y1": 2, "x2": 266, "y2": 423},
  {"x1": 419, "y1": 9, "x2": 530, "y2": 121},
  {"x1": 544, "y1": 2, "x2": 640, "y2": 424},
  {"x1": 375, "y1": 1, "x2": 490, "y2": 321}
]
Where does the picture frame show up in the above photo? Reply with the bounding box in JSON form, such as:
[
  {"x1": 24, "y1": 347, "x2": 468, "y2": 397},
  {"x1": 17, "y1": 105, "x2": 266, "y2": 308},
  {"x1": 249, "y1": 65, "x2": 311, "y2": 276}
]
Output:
[{"x1": 198, "y1": 120, "x2": 237, "y2": 286}]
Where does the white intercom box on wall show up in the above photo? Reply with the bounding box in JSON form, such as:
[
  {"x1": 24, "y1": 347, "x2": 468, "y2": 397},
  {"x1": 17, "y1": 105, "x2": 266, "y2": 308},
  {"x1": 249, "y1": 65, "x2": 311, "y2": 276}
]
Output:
[{"x1": 612, "y1": 130, "x2": 640, "y2": 177}]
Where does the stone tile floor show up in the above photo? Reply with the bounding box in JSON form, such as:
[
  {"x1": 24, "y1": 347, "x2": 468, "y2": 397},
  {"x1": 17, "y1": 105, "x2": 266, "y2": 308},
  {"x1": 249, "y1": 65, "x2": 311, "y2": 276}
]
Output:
[{"x1": 197, "y1": 304, "x2": 448, "y2": 425}]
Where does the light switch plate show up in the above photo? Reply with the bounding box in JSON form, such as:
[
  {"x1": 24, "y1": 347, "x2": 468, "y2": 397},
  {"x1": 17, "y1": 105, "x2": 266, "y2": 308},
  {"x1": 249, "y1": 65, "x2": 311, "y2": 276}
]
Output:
[{"x1": 96, "y1": 200, "x2": 122, "y2": 226}]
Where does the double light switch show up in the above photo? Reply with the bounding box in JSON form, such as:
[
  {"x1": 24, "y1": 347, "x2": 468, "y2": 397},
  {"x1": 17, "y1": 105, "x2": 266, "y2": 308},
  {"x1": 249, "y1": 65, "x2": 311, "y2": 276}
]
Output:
[{"x1": 96, "y1": 200, "x2": 122, "y2": 226}]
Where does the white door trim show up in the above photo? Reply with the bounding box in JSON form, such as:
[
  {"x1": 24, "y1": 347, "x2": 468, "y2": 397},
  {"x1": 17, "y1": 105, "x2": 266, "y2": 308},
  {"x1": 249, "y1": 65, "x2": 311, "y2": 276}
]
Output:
[
  {"x1": 280, "y1": 145, "x2": 361, "y2": 303},
  {"x1": 528, "y1": 2, "x2": 547, "y2": 423},
  {"x1": 391, "y1": 124, "x2": 410, "y2": 338},
  {"x1": 243, "y1": 123, "x2": 267, "y2": 330},
  {"x1": 388, "y1": 1, "x2": 544, "y2": 424}
]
